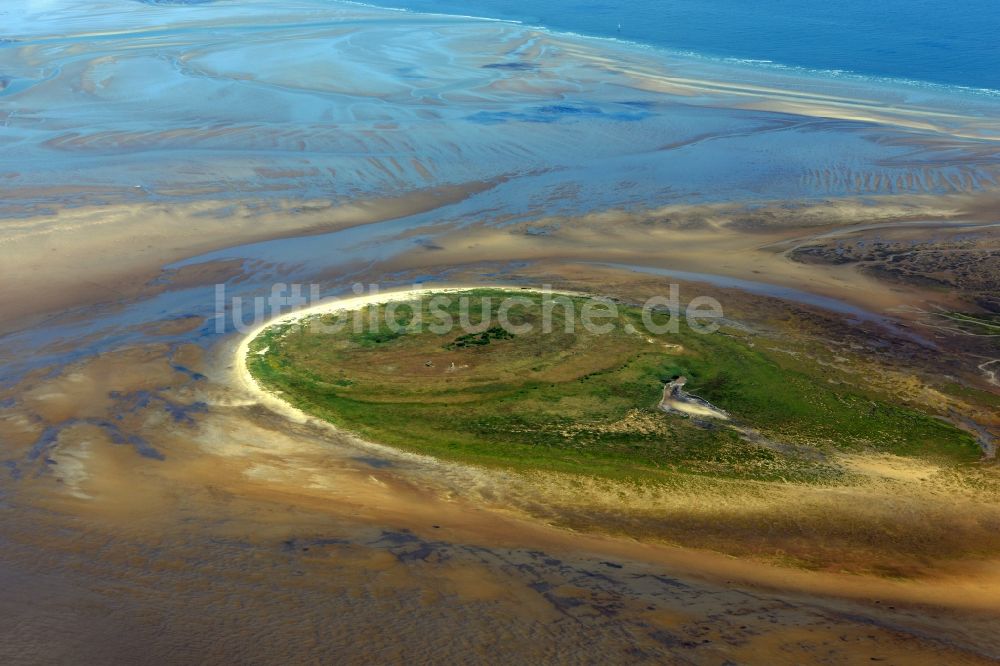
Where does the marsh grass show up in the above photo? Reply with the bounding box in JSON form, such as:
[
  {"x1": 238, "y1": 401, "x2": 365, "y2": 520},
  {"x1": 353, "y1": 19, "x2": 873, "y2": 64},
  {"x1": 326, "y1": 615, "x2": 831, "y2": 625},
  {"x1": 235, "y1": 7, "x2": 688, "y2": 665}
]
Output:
[{"x1": 248, "y1": 290, "x2": 979, "y2": 485}]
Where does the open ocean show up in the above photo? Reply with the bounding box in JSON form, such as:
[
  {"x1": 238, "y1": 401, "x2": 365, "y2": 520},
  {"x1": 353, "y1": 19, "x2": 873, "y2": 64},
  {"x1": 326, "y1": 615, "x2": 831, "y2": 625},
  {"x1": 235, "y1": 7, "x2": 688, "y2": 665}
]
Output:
[{"x1": 368, "y1": 0, "x2": 1000, "y2": 92}]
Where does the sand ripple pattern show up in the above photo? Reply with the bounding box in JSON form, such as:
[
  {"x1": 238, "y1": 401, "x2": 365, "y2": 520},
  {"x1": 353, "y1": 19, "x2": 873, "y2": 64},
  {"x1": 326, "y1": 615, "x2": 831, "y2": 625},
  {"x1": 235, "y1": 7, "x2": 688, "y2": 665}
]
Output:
[{"x1": 1, "y1": 0, "x2": 999, "y2": 213}]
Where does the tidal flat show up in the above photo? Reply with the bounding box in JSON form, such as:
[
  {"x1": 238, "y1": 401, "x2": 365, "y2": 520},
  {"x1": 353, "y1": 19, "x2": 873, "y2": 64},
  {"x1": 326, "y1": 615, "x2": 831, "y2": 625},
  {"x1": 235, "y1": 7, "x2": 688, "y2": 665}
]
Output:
[{"x1": 1, "y1": 0, "x2": 999, "y2": 663}]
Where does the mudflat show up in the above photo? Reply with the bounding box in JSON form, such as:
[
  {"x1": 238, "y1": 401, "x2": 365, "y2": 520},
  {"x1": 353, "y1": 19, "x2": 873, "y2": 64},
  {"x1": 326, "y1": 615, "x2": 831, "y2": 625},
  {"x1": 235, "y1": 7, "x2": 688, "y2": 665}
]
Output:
[{"x1": 1, "y1": 0, "x2": 999, "y2": 663}]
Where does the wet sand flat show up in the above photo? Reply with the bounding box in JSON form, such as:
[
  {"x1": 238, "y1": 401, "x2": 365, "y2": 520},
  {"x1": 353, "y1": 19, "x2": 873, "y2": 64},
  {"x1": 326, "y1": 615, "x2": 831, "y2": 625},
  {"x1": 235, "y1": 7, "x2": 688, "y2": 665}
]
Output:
[{"x1": 1, "y1": 0, "x2": 999, "y2": 663}]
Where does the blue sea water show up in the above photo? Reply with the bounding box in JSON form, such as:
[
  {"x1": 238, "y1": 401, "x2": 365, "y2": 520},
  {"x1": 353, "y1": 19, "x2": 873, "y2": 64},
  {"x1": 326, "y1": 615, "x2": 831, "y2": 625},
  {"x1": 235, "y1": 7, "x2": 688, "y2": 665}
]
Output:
[{"x1": 369, "y1": 0, "x2": 1000, "y2": 92}]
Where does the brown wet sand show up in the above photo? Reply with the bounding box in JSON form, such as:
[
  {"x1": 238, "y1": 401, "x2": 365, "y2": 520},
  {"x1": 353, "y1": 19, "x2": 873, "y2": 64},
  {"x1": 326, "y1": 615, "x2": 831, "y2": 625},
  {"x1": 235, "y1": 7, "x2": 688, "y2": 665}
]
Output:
[
  {"x1": 0, "y1": 190, "x2": 964, "y2": 343},
  {"x1": 2, "y1": 498, "x2": 998, "y2": 664},
  {"x1": 0, "y1": 179, "x2": 501, "y2": 334},
  {"x1": 3, "y1": 392, "x2": 1000, "y2": 665},
  {"x1": 3, "y1": 2, "x2": 999, "y2": 659},
  {"x1": 2, "y1": 209, "x2": 1000, "y2": 661},
  {"x1": 307, "y1": 192, "x2": 1000, "y2": 328}
]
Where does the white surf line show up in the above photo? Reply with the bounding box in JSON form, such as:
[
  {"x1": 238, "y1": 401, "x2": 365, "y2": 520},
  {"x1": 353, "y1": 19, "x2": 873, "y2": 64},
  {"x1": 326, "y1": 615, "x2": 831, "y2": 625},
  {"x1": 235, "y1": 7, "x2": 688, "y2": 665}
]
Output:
[
  {"x1": 232, "y1": 284, "x2": 588, "y2": 461},
  {"x1": 236, "y1": 286, "x2": 495, "y2": 421}
]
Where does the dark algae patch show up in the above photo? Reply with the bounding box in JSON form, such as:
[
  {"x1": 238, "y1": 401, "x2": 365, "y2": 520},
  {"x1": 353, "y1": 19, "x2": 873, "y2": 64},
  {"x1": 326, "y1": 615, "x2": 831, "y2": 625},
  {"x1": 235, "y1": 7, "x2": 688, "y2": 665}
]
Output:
[{"x1": 446, "y1": 326, "x2": 515, "y2": 350}]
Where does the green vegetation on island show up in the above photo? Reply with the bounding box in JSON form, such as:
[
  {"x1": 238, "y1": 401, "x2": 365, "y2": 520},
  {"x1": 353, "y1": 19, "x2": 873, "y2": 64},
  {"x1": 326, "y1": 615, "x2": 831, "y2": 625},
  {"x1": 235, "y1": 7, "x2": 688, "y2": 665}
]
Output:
[{"x1": 247, "y1": 289, "x2": 979, "y2": 484}]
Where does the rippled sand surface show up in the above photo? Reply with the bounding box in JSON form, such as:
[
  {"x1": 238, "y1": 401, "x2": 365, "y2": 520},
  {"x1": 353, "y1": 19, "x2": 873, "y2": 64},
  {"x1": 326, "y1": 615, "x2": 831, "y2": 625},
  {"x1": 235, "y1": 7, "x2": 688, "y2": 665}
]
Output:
[
  {"x1": 2, "y1": 1, "x2": 1000, "y2": 663},
  {"x1": 3, "y1": 0, "x2": 999, "y2": 214}
]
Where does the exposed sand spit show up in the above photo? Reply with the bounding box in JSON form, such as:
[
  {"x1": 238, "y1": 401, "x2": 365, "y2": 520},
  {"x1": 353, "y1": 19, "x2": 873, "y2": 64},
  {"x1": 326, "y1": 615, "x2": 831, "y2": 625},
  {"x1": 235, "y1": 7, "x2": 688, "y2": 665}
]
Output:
[{"x1": 0, "y1": 182, "x2": 498, "y2": 333}]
